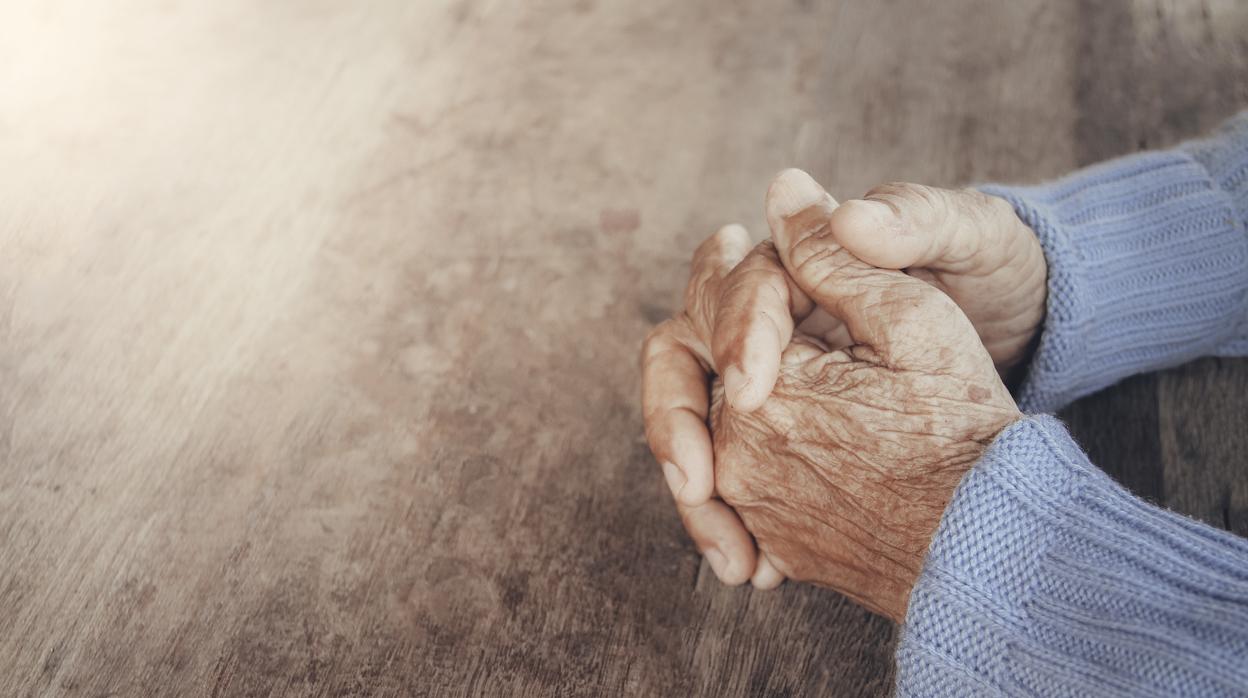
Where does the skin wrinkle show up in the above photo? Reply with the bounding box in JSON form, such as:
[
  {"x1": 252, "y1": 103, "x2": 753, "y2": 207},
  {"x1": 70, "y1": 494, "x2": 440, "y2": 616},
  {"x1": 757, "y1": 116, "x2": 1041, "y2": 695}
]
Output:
[
  {"x1": 803, "y1": 487, "x2": 931, "y2": 568},
  {"x1": 641, "y1": 342, "x2": 703, "y2": 384},
  {"x1": 727, "y1": 265, "x2": 789, "y2": 293},
  {"x1": 803, "y1": 384, "x2": 967, "y2": 425},
  {"x1": 668, "y1": 315, "x2": 715, "y2": 370},
  {"x1": 862, "y1": 187, "x2": 909, "y2": 220},
  {"x1": 806, "y1": 433, "x2": 963, "y2": 502},
  {"x1": 736, "y1": 488, "x2": 922, "y2": 588},
  {"x1": 754, "y1": 420, "x2": 940, "y2": 526},
  {"x1": 793, "y1": 250, "x2": 859, "y2": 306},
  {"x1": 753, "y1": 240, "x2": 814, "y2": 317}
]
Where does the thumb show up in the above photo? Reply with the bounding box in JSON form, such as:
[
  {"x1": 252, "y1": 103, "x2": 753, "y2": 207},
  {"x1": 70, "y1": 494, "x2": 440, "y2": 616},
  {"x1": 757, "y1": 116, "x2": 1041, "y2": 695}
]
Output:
[
  {"x1": 827, "y1": 182, "x2": 1019, "y2": 273},
  {"x1": 764, "y1": 169, "x2": 964, "y2": 364}
]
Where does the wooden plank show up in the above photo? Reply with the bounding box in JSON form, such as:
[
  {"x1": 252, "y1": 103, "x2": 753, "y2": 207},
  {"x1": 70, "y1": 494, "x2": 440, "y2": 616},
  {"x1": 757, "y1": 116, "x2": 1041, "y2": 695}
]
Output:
[
  {"x1": 0, "y1": 2, "x2": 1243, "y2": 696},
  {"x1": 1159, "y1": 359, "x2": 1248, "y2": 536}
]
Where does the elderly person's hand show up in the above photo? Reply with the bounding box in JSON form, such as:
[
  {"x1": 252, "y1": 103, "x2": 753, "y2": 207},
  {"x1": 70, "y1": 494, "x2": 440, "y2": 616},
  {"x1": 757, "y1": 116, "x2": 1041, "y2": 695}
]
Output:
[
  {"x1": 642, "y1": 170, "x2": 1045, "y2": 590},
  {"x1": 708, "y1": 170, "x2": 1021, "y2": 620},
  {"x1": 716, "y1": 174, "x2": 1046, "y2": 416},
  {"x1": 800, "y1": 179, "x2": 1047, "y2": 382},
  {"x1": 641, "y1": 225, "x2": 787, "y2": 586}
]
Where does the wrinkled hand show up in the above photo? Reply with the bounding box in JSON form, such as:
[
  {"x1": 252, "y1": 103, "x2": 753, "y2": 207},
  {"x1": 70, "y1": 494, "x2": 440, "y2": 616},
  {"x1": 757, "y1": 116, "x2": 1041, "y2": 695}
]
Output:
[
  {"x1": 791, "y1": 179, "x2": 1046, "y2": 387},
  {"x1": 641, "y1": 224, "x2": 804, "y2": 587},
  {"x1": 708, "y1": 170, "x2": 1021, "y2": 620},
  {"x1": 642, "y1": 168, "x2": 1046, "y2": 592}
]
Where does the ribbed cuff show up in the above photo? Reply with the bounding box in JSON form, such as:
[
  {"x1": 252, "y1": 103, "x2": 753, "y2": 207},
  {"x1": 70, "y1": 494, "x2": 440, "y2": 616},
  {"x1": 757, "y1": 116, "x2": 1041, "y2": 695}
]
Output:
[
  {"x1": 1185, "y1": 112, "x2": 1248, "y2": 356},
  {"x1": 896, "y1": 416, "x2": 1248, "y2": 697},
  {"x1": 979, "y1": 138, "x2": 1248, "y2": 413}
]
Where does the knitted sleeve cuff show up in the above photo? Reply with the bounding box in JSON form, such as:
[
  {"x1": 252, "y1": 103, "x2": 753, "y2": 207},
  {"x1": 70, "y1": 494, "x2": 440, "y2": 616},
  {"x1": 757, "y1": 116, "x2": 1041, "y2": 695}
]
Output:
[
  {"x1": 895, "y1": 415, "x2": 1248, "y2": 697},
  {"x1": 977, "y1": 118, "x2": 1248, "y2": 413},
  {"x1": 1185, "y1": 112, "x2": 1248, "y2": 356}
]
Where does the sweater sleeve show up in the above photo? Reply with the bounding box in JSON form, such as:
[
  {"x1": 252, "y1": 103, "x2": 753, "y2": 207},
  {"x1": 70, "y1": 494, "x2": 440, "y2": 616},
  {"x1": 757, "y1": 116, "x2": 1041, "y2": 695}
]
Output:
[
  {"x1": 978, "y1": 112, "x2": 1248, "y2": 413},
  {"x1": 895, "y1": 416, "x2": 1248, "y2": 697}
]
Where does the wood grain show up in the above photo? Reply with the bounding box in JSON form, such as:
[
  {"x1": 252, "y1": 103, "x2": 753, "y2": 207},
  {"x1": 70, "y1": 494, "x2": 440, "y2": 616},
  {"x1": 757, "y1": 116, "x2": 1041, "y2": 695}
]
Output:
[{"x1": 0, "y1": 1, "x2": 1244, "y2": 696}]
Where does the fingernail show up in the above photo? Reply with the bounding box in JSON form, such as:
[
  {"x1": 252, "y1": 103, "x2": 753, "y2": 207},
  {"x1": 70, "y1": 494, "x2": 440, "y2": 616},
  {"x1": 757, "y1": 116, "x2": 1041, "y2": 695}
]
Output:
[
  {"x1": 767, "y1": 168, "x2": 827, "y2": 221},
  {"x1": 722, "y1": 365, "x2": 751, "y2": 410},
  {"x1": 660, "y1": 461, "x2": 687, "y2": 500},
  {"x1": 703, "y1": 547, "x2": 732, "y2": 581}
]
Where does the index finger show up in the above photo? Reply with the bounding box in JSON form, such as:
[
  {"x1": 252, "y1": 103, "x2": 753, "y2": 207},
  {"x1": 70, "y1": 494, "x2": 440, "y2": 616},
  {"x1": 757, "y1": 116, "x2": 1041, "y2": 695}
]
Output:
[{"x1": 710, "y1": 241, "x2": 813, "y2": 412}]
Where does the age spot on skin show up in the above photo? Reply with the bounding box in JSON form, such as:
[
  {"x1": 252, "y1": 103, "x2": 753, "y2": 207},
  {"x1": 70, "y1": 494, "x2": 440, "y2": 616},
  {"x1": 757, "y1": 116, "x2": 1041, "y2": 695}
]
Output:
[{"x1": 967, "y1": 385, "x2": 990, "y2": 403}]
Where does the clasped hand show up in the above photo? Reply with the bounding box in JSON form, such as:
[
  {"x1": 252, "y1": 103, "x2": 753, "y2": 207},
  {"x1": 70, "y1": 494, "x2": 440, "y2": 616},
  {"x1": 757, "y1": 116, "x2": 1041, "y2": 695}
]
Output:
[{"x1": 641, "y1": 169, "x2": 1045, "y2": 621}]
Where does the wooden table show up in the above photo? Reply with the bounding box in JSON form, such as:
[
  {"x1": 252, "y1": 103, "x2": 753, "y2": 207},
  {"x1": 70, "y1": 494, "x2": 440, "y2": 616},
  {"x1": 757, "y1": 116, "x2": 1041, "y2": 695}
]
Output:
[{"x1": 2, "y1": 2, "x2": 1245, "y2": 695}]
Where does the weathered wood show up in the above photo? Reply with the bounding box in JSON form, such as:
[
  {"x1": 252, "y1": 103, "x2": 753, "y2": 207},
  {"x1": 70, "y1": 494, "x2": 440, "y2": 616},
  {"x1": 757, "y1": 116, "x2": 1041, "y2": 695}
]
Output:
[{"x1": 0, "y1": 2, "x2": 1244, "y2": 696}]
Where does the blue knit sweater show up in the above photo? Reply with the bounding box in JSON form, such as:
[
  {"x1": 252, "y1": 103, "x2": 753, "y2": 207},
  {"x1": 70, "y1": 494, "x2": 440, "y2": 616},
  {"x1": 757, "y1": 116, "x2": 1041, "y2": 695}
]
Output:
[{"x1": 895, "y1": 113, "x2": 1248, "y2": 696}]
